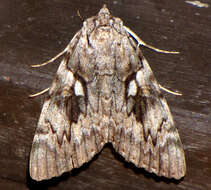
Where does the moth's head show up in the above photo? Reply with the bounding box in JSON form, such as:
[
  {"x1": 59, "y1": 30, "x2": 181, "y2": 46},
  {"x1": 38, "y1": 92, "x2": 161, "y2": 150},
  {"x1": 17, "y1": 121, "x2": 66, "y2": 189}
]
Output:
[
  {"x1": 96, "y1": 4, "x2": 111, "y2": 27},
  {"x1": 98, "y1": 4, "x2": 110, "y2": 16},
  {"x1": 83, "y1": 4, "x2": 122, "y2": 36}
]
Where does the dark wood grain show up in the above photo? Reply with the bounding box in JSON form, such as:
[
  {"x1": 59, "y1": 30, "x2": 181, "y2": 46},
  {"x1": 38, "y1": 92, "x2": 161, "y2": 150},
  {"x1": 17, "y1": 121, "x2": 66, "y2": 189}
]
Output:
[{"x1": 0, "y1": 0, "x2": 210, "y2": 189}]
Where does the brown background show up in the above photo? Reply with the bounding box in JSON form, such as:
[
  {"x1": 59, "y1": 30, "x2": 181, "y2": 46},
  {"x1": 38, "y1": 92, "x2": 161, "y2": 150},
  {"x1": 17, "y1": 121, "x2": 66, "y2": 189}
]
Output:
[{"x1": 0, "y1": 0, "x2": 210, "y2": 189}]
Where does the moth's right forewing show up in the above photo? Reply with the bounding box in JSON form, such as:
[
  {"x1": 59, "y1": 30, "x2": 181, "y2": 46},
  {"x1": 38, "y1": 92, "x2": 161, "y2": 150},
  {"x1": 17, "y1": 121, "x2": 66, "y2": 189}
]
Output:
[
  {"x1": 30, "y1": 59, "x2": 76, "y2": 180},
  {"x1": 29, "y1": 30, "x2": 106, "y2": 181}
]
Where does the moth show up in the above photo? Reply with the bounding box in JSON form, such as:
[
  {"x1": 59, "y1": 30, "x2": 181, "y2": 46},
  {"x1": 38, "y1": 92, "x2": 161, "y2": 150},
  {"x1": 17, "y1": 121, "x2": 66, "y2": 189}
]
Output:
[{"x1": 30, "y1": 5, "x2": 186, "y2": 181}]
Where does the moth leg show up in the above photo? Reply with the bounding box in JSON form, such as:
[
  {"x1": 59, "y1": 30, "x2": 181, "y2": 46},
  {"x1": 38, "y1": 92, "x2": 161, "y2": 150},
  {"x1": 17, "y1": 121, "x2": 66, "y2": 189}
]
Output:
[
  {"x1": 123, "y1": 26, "x2": 179, "y2": 54},
  {"x1": 31, "y1": 30, "x2": 82, "y2": 68},
  {"x1": 31, "y1": 48, "x2": 68, "y2": 68},
  {"x1": 159, "y1": 84, "x2": 182, "y2": 96},
  {"x1": 29, "y1": 87, "x2": 50, "y2": 98}
]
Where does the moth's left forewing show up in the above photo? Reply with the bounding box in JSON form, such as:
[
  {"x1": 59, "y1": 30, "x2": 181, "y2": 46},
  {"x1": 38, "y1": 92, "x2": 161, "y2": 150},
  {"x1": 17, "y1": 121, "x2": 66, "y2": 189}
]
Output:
[
  {"x1": 112, "y1": 26, "x2": 186, "y2": 179},
  {"x1": 140, "y1": 57, "x2": 185, "y2": 178}
]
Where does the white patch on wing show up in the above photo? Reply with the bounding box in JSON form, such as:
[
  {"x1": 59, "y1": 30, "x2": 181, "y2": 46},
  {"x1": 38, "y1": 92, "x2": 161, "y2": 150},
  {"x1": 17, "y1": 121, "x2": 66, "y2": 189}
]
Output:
[
  {"x1": 65, "y1": 71, "x2": 74, "y2": 86},
  {"x1": 74, "y1": 80, "x2": 84, "y2": 96},
  {"x1": 136, "y1": 70, "x2": 144, "y2": 86},
  {"x1": 128, "y1": 80, "x2": 137, "y2": 97}
]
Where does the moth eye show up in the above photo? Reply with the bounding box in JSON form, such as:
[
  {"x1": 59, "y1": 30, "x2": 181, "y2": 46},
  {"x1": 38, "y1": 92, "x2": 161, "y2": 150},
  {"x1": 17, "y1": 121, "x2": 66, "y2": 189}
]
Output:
[
  {"x1": 127, "y1": 80, "x2": 137, "y2": 97},
  {"x1": 74, "y1": 80, "x2": 84, "y2": 96}
]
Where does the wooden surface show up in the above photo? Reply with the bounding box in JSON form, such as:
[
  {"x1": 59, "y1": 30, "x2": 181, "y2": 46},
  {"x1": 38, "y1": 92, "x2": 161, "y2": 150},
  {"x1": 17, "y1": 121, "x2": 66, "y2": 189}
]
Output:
[{"x1": 0, "y1": 0, "x2": 210, "y2": 189}]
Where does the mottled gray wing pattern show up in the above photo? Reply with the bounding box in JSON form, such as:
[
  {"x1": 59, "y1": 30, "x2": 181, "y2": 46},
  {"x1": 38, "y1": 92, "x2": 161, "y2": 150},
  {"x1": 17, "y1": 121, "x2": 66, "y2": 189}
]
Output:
[
  {"x1": 30, "y1": 5, "x2": 186, "y2": 181},
  {"x1": 30, "y1": 48, "x2": 107, "y2": 181},
  {"x1": 112, "y1": 55, "x2": 186, "y2": 179}
]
